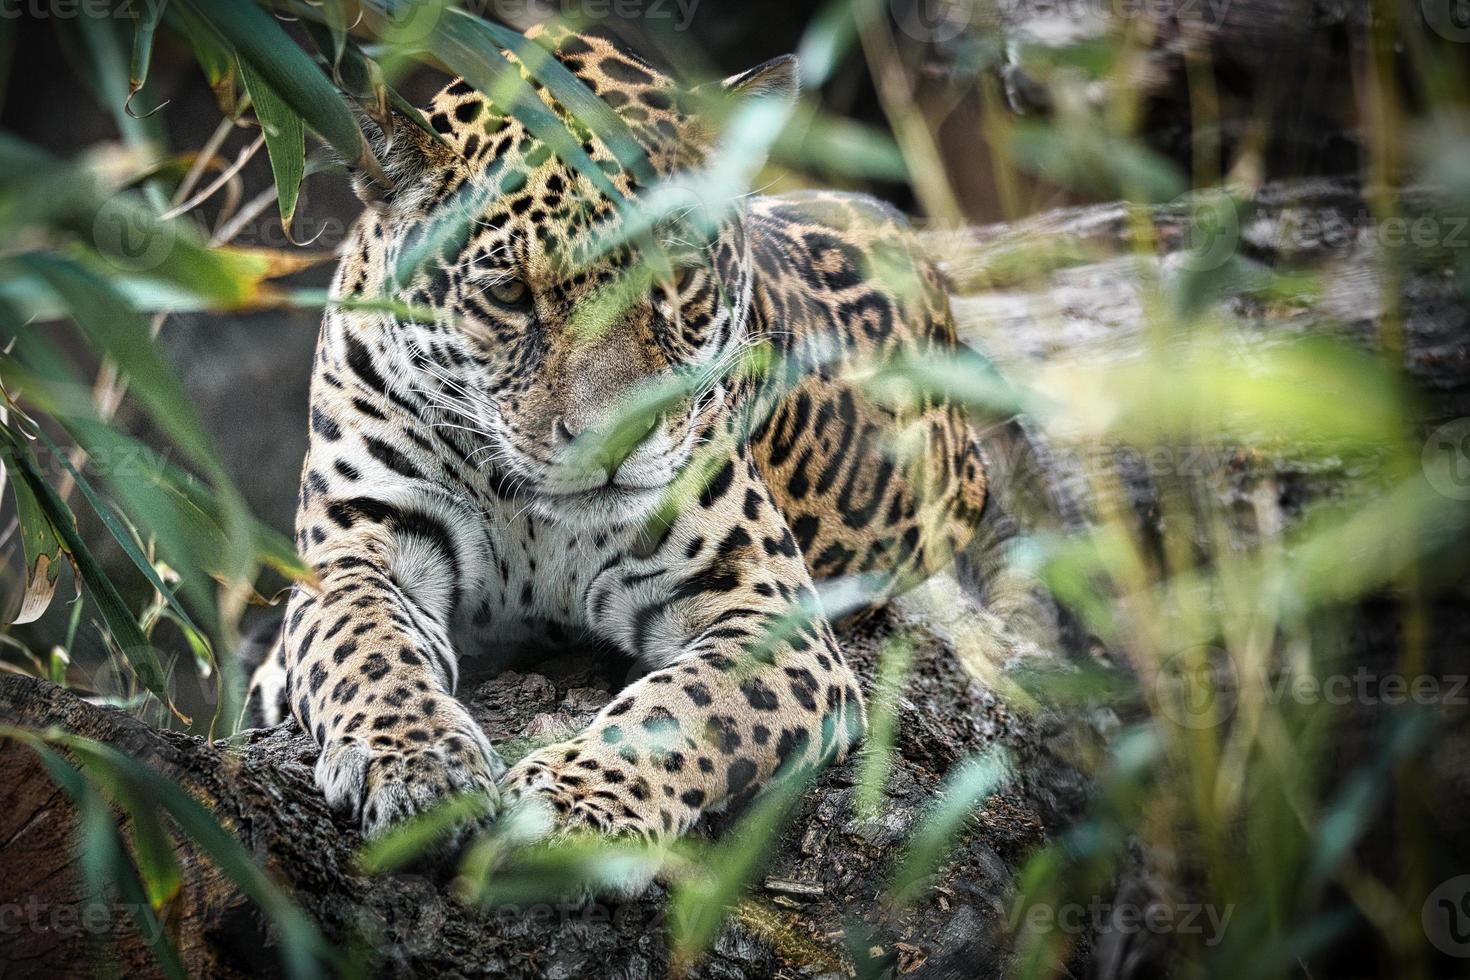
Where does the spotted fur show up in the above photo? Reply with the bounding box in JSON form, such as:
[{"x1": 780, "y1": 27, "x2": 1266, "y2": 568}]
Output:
[{"x1": 247, "y1": 25, "x2": 986, "y2": 843}]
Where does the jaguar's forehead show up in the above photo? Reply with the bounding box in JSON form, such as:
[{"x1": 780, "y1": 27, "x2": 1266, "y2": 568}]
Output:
[{"x1": 422, "y1": 26, "x2": 697, "y2": 189}]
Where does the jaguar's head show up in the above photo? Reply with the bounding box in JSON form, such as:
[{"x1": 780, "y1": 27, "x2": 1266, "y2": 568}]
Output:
[{"x1": 342, "y1": 25, "x2": 797, "y2": 528}]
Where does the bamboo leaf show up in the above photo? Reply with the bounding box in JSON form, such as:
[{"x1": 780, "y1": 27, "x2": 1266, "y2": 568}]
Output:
[
  {"x1": 669, "y1": 771, "x2": 810, "y2": 967},
  {"x1": 309, "y1": 23, "x2": 391, "y2": 130},
  {"x1": 411, "y1": 3, "x2": 626, "y2": 204},
  {"x1": 13, "y1": 735, "x2": 189, "y2": 980},
  {"x1": 318, "y1": 0, "x2": 348, "y2": 80},
  {"x1": 73, "y1": 749, "x2": 186, "y2": 912},
  {"x1": 127, "y1": 0, "x2": 170, "y2": 118},
  {"x1": 163, "y1": 0, "x2": 237, "y2": 116},
  {"x1": 4, "y1": 333, "x2": 310, "y2": 620},
  {"x1": 466, "y1": 833, "x2": 665, "y2": 907},
  {"x1": 181, "y1": 0, "x2": 384, "y2": 184},
  {"x1": 19, "y1": 253, "x2": 226, "y2": 483},
  {"x1": 63, "y1": 5, "x2": 167, "y2": 150},
  {"x1": 1, "y1": 447, "x2": 67, "y2": 625},
  {"x1": 461, "y1": 14, "x2": 657, "y2": 188},
  {"x1": 0, "y1": 433, "x2": 172, "y2": 706},
  {"x1": 27, "y1": 415, "x2": 212, "y2": 636},
  {"x1": 238, "y1": 58, "x2": 306, "y2": 236},
  {"x1": 0, "y1": 134, "x2": 256, "y2": 307},
  {"x1": 298, "y1": 17, "x2": 443, "y2": 145},
  {"x1": 357, "y1": 792, "x2": 496, "y2": 874},
  {"x1": 50, "y1": 734, "x2": 336, "y2": 980},
  {"x1": 854, "y1": 637, "x2": 912, "y2": 818}
]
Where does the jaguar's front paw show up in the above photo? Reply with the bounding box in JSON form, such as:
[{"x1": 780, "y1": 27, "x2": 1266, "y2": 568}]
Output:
[
  {"x1": 497, "y1": 739, "x2": 676, "y2": 843},
  {"x1": 315, "y1": 708, "x2": 505, "y2": 841},
  {"x1": 494, "y1": 740, "x2": 674, "y2": 896}
]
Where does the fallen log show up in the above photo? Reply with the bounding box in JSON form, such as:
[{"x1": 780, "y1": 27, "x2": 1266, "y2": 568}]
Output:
[{"x1": 0, "y1": 589, "x2": 1099, "y2": 979}]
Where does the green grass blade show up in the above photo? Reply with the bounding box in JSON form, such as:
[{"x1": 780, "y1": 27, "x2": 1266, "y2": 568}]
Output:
[
  {"x1": 163, "y1": 0, "x2": 236, "y2": 115},
  {"x1": 466, "y1": 834, "x2": 666, "y2": 907},
  {"x1": 357, "y1": 792, "x2": 495, "y2": 874},
  {"x1": 415, "y1": 4, "x2": 626, "y2": 205},
  {"x1": 28, "y1": 417, "x2": 213, "y2": 636},
  {"x1": 72, "y1": 752, "x2": 186, "y2": 912},
  {"x1": 669, "y1": 770, "x2": 810, "y2": 967},
  {"x1": 19, "y1": 253, "x2": 226, "y2": 486},
  {"x1": 886, "y1": 750, "x2": 1012, "y2": 908},
  {"x1": 854, "y1": 636, "x2": 912, "y2": 818},
  {"x1": 317, "y1": 0, "x2": 348, "y2": 79},
  {"x1": 63, "y1": 5, "x2": 167, "y2": 152},
  {"x1": 17, "y1": 255, "x2": 259, "y2": 616},
  {"x1": 0, "y1": 137, "x2": 251, "y2": 304},
  {"x1": 295, "y1": 15, "x2": 444, "y2": 146},
  {"x1": 460, "y1": 14, "x2": 657, "y2": 188}
]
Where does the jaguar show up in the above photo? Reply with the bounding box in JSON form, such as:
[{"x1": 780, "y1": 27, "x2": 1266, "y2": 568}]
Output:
[{"x1": 247, "y1": 23, "x2": 988, "y2": 846}]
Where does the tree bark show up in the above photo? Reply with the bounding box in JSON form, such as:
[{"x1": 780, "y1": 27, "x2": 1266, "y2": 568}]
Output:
[{"x1": 0, "y1": 597, "x2": 1098, "y2": 979}]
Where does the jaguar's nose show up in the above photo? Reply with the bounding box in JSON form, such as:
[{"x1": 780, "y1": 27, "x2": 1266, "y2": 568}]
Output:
[{"x1": 555, "y1": 411, "x2": 662, "y2": 478}]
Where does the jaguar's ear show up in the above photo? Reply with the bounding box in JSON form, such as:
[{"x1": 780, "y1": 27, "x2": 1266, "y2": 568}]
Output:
[
  {"x1": 682, "y1": 54, "x2": 800, "y2": 166},
  {"x1": 720, "y1": 54, "x2": 800, "y2": 109},
  {"x1": 350, "y1": 112, "x2": 456, "y2": 209}
]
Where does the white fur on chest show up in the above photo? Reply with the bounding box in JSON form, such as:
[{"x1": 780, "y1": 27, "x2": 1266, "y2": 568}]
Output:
[{"x1": 451, "y1": 505, "x2": 635, "y2": 658}]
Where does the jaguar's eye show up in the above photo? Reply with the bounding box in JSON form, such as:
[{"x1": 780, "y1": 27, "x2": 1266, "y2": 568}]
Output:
[{"x1": 487, "y1": 277, "x2": 531, "y2": 308}]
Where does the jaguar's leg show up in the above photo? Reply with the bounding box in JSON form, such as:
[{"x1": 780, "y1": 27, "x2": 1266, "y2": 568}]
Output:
[
  {"x1": 497, "y1": 450, "x2": 865, "y2": 842},
  {"x1": 282, "y1": 448, "x2": 503, "y2": 837}
]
